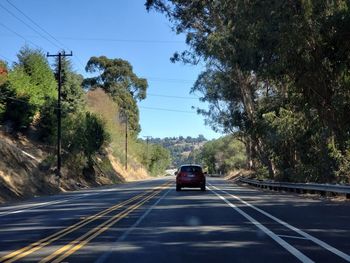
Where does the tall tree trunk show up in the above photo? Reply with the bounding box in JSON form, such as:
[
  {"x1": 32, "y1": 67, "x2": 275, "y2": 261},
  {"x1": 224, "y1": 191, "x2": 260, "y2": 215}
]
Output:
[{"x1": 234, "y1": 66, "x2": 276, "y2": 178}]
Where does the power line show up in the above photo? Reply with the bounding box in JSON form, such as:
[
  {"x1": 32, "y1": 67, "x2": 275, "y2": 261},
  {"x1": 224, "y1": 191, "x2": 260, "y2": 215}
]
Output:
[
  {"x1": 5, "y1": 0, "x2": 69, "y2": 50},
  {"x1": 0, "y1": 2, "x2": 62, "y2": 50},
  {"x1": 0, "y1": 54, "x2": 11, "y2": 62},
  {"x1": 147, "y1": 93, "x2": 199, "y2": 100},
  {"x1": 140, "y1": 106, "x2": 197, "y2": 114},
  {"x1": 2, "y1": 1, "x2": 85, "y2": 72},
  {"x1": 0, "y1": 22, "x2": 41, "y2": 49},
  {"x1": 146, "y1": 77, "x2": 195, "y2": 83},
  {"x1": 1, "y1": 33, "x2": 185, "y2": 46},
  {"x1": 0, "y1": 95, "x2": 61, "y2": 110},
  {"x1": 54, "y1": 36, "x2": 183, "y2": 44}
]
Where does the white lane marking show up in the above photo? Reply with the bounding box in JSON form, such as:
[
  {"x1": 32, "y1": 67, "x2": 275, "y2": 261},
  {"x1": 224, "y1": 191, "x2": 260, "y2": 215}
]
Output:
[
  {"x1": 95, "y1": 187, "x2": 172, "y2": 263},
  {"x1": 0, "y1": 179, "x2": 168, "y2": 218},
  {"x1": 208, "y1": 186, "x2": 314, "y2": 263},
  {"x1": 210, "y1": 183, "x2": 350, "y2": 262},
  {"x1": 0, "y1": 193, "x2": 98, "y2": 218},
  {"x1": 278, "y1": 235, "x2": 309, "y2": 240}
]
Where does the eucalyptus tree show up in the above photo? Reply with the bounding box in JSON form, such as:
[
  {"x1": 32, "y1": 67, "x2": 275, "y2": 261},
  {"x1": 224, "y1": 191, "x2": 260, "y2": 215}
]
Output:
[
  {"x1": 83, "y1": 56, "x2": 148, "y2": 135},
  {"x1": 146, "y1": 0, "x2": 350, "y2": 182}
]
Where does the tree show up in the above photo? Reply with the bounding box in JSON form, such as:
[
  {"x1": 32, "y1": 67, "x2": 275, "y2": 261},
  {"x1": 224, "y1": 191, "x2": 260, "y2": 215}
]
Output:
[
  {"x1": 0, "y1": 47, "x2": 56, "y2": 130},
  {"x1": 82, "y1": 112, "x2": 110, "y2": 166},
  {"x1": 0, "y1": 61, "x2": 9, "y2": 119},
  {"x1": 146, "y1": 0, "x2": 350, "y2": 183},
  {"x1": 198, "y1": 135, "x2": 246, "y2": 174},
  {"x1": 148, "y1": 144, "x2": 171, "y2": 175},
  {"x1": 83, "y1": 56, "x2": 148, "y2": 135},
  {"x1": 54, "y1": 56, "x2": 85, "y2": 114},
  {"x1": 38, "y1": 56, "x2": 85, "y2": 142},
  {"x1": 15, "y1": 46, "x2": 57, "y2": 107}
]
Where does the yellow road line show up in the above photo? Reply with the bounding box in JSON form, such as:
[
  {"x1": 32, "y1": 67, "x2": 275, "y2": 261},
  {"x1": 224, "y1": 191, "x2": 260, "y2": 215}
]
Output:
[
  {"x1": 2, "y1": 194, "x2": 144, "y2": 263},
  {"x1": 1, "y1": 181, "x2": 170, "y2": 263},
  {"x1": 42, "y1": 188, "x2": 164, "y2": 263}
]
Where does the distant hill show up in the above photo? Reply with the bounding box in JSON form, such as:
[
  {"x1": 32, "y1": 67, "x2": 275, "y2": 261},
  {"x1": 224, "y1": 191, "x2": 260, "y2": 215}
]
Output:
[{"x1": 147, "y1": 135, "x2": 207, "y2": 168}]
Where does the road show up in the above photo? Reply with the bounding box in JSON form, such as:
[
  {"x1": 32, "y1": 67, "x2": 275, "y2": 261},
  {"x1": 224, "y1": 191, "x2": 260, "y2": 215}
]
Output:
[{"x1": 0, "y1": 177, "x2": 349, "y2": 263}]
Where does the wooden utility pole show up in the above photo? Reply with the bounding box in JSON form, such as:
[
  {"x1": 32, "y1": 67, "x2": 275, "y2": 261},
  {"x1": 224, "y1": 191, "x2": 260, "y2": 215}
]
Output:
[
  {"x1": 143, "y1": 136, "x2": 152, "y2": 165},
  {"x1": 47, "y1": 51, "x2": 72, "y2": 183},
  {"x1": 125, "y1": 112, "x2": 128, "y2": 170}
]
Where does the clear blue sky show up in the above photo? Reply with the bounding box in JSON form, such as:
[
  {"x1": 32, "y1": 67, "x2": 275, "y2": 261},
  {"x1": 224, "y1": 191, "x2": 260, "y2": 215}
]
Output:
[{"x1": 0, "y1": 0, "x2": 222, "y2": 140}]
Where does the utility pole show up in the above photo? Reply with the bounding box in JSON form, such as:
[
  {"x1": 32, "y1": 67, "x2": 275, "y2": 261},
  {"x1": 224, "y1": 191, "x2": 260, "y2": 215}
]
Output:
[
  {"x1": 125, "y1": 111, "x2": 128, "y2": 170},
  {"x1": 143, "y1": 136, "x2": 152, "y2": 165},
  {"x1": 47, "y1": 51, "x2": 72, "y2": 184}
]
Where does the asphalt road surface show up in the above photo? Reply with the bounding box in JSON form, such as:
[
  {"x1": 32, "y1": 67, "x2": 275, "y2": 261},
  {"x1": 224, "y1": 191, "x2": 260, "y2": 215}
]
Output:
[{"x1": 0, "y1": 177, "x2": 349, "y2": 263}]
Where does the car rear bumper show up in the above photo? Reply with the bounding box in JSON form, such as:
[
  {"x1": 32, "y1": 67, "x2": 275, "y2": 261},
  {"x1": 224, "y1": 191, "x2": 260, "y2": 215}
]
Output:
[{"x1": 176, "y1": 177, "x2": 205, "y2": 187}]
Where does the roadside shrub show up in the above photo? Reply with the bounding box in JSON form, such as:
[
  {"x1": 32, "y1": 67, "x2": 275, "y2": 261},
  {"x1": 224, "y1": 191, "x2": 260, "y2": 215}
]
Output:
[
  {"x1": 2, "y1": 92, "x2": 37, "y2": 130},
  {"x1": 37, "y1": 98, "x2": 57, "y2": 142},
  {"x1": 82, "y1": 112, "x2": 110, "y2": 166}
]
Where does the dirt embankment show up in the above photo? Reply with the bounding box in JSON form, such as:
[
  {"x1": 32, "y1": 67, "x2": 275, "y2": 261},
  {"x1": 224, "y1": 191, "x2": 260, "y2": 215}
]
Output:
[
  {"x1": 225, "y1": 169, "x2": 254, "y2": 181},
  {"x1": 0, "y1": 131, "x2": 149, "y2": 204}
]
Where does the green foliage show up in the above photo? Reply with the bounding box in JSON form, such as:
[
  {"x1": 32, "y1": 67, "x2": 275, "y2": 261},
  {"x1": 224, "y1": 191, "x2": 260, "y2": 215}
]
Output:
[
  {"x1": 147, "y1": 144, "x2": 171, "y2": 176},
  {"x1": 148, "y1": 0, "x2": 350, "y2": 183},
  {"x1": 1, "y1": 88, "x2": 36, "y2": 130},
  {"x1": 46, "y1": 110, "x2": 109, "y2": 170},
  {"x1": 82, "y1": 112, "x2": 110, "y2": 165},
  {"x1": 15, "y1": 47, "x2": 57, "y2": 106},
  {"x1": 198, "y1": 135, "x2": 246, "y2": 174},
  {"x1": 84, "y1": 56, "x2": 148, "y2": 135},
  {"x1": 0, "y1": 47, "x2": 56, "y2": 130},
  {"x1": 86, "y1": 88, "x2": 169, "y2": 176},
  {"x1": 147, "y1": 135, "x2": 208, "y2": 167},
  {"x1": 38, "y1": 57, "x2": 85, "y2": 142},
  {"x1": 54, "y1": 56, "x2": 85, "y2": 114}
]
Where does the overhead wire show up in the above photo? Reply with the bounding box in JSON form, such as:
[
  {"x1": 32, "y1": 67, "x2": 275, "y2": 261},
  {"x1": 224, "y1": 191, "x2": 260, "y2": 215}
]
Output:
[
  {"x1": 2, "y1": 1, "x2": 86, "y2": 72},
  {"x1": 53, "y1": 36, "x2": 183, "y2": 44},
  {"x1": 0, "y1": 54, "x2": 11, "y2": 62},
  {"x1": 0, "y1": 94, "x2": 199, "y2": 114},
  {"x1": 146, "y1": 77, "x2": 195, "y2": 83},
  {"x1": 139, "y1": 106, "x2": 197, "y2": 114},
  {"x1": 1, "y1": 3, "x2": 201, "y2": 111},
  {"x1": 0, "y1": 95, "x2": 61, "y2": 110},
  {"x1": 0, "y1": 2, "x2": 61, "y2": 50},
  {"x1": 5, "y1": 0, "x2": 69, "y2": 50},
  {"x1": 0, "y1": 22, "x2": 41, "y2": 49},
  {"x1": 147, "y1": 93, "x2": 199, "y2": 100}
]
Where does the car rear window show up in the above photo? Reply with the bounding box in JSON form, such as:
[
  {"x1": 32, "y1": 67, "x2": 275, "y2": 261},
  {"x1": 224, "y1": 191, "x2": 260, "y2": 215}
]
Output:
[{"x1": 180, "y1": 166, "x2": 203, "y2": 173}]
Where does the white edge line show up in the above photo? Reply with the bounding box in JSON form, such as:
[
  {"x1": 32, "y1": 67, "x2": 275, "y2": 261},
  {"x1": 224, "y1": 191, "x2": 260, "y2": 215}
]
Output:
[
  {"x1": 207, "y1": 185, "x2": 314, "y2": 263},
  {"x1": 278, "y1": 235, "x2": 309, "y2": 240},
  {"x1": 0, "y1": 179, "x2": 160, "y2": 217},
  {"x1": 210, "y1": 183, "x2": 350, "y2": 262},
  {"x1": 0, "y1": 194, "x2": 97, "y2": 218},
  {"x1": 95, "y1": 186, "x2": 172, "y2": 263}
]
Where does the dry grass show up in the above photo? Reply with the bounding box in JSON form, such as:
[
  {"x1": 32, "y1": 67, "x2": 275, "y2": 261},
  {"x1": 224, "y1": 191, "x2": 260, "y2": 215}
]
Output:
[
  {"x1": 0, "y1": 88, "x2": 150, "y2": 203},
  {"x1": 86, "y1": 88, "x2": 150, "y2": 181}
]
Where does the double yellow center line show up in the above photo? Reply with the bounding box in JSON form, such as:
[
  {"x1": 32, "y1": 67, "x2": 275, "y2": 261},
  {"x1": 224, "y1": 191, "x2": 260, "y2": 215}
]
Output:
[{"x1": 1, "y1": 181, "x2": 171, "y2": 263}]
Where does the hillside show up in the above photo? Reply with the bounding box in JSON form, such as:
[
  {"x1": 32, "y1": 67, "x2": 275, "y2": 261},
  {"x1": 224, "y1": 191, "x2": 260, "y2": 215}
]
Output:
[
  {"x1": 85, "y1": 88, "x2": 151, "y2": 180},
  {"x1": 0, "y1": 87, "x2": 155, "y2": 203},
  {"x1": 0, "y1": 48, "x2": 173, "y2": 203},
  {"x1": 148, "y1": 135, "x2": 207, "y2": 167},
  {"x1": 0, "y1": 126, "x2": 148, "y2": 203}
]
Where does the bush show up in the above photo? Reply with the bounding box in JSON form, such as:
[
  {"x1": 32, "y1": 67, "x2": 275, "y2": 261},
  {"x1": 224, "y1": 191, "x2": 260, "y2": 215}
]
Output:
[
  {"x1": 38, "y1": 98, "x2": 58, "y2": 142},
  {"x1": 2, "y1": 92, "x2": 37, "y2": 130},
  {"x1": 83, "y1": 112, "x2": 110, "y2": 166}
]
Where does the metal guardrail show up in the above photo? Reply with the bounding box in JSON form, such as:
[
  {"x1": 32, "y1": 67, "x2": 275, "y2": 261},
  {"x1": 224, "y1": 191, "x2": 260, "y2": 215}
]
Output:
[{"x1": 239, "y1": 177, "x2": 350, "y2": 198}]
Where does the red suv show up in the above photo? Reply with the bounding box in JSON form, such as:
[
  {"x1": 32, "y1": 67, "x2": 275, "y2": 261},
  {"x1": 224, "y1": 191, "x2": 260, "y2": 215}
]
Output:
[{"x1": 176, "y1": 164, "x2": 206, "y2": 191}]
